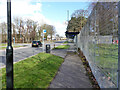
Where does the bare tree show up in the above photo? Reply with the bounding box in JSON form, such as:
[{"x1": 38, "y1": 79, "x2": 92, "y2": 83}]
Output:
[
  {"x1": 1, "y1": 16, "x2": 55, "y2": 43},
  {"x1": 71, "y1": 9, "x2": 88, "y2": 18},
  {"x1": 0, "y1": 22, "x2": 7, "y2": 43},
  {"x1": 47, "y1": 25, "x2": 55, "y2": 40},
  {"x1": 30, "y1": 21, "x2": 38, "y2": 41},
  {"x1": 40, "y1": 24, "x2": 56, "y2": 40},
  {"x1": 13, "y1": 17, "x2": 21, "y2": 42},
  {"x1": 12, "y1": 23, "x2": 16, "y2": 43},
  {"x1": 26, "y1": 19, "x2": 34, "y2": 42}
]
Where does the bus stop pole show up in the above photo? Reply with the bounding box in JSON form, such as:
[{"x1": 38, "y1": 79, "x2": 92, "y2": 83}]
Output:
[
  {"x1": 43, "y1": 30, "x2": 44, "y2": 53},
  {"x1": 6, "y1": 0, "x2": 13, "y2": 88}
]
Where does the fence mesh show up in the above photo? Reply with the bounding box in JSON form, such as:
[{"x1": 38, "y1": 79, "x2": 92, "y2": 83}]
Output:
[
  {"x1": 0, "y1": 21, "x2": 2, "y2": 89},
  {"x1": 76, "y1": 2, "x2": 118, "y2": 88}
]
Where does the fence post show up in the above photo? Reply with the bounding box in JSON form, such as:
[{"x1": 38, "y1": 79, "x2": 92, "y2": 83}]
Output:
[{"x1": 118, "y1": 1, "x2": 120, "y2": 90}]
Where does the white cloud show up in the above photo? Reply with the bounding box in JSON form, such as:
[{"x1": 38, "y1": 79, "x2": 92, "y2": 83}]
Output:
[
  {"x1": 0, "y1": 0, "x2": 42, "y2": 22},
  {"x1": 12, "y1": 1, "x2": 42, "y2": 16},
  {"x1": 0, "y1": 1, "x2": 7, "y2": 23},
  {"x1": 47, "y1": 21, "x2": 67, "y2": 37},
  {"x1": 55, "y1": 23, "x2": 67, "y2": 37},
  {"x1": 0, "y1": 0, "x2": 66, "y2": 36}
]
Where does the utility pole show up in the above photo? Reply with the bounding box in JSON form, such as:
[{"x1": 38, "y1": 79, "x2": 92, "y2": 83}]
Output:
[
  {"x1": 43, "y1": 30, "x2": 44, "y2": 52},
  {"x1": 67, "y1": 10, "x2": 69, "y2": 22},
  {"x1": 67, "y1": 10, "x2": 69, "y2": 42},
  {"x1": 118, "y1": 1, "x2": 120, "y2": 90},
  {"x1": 43, "y1": 29, "x2": 46, "y2": 52},
  {"x1": 6, "y1": 0, "x2": 13, "y2": 88}
]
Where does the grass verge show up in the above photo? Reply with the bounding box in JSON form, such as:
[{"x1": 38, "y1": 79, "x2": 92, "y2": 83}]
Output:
[
  {"x1": 63, "y1": 41, "x2": 68, "y2": 44},
  {"x1": 0, "y1": 46, "x2": 25, "y2": 50},
  {"x1": 53, "y1": 45, "x2": 70, "y2": 49},
  {"x1": 0, "y1": 43, "x2": 7, "y2": 46},
  {"x1": 1, "y1": 53, "x2": 64, "y2": 88}
]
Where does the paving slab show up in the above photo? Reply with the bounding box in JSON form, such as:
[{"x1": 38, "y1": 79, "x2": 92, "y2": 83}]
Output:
[
  {"x1": 51, "y1": 49, "x2": 67, "y2": 58},
  {"x1": 49, "y1": 43, "x2": 92, "y2": 88}
]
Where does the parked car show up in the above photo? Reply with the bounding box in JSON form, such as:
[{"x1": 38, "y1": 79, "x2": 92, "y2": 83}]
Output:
[{"x1": 32, "y1": 40, "x2": 42, "y2": 47}]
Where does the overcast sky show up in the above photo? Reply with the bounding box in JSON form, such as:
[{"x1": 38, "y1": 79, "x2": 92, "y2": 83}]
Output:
[{"x1": 0, "y1": 0, "x2": 90, "y2": 37}]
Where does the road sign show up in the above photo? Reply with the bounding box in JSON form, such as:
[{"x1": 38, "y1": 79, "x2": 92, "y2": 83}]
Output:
[{"x1": 43, "y1": 29, "x2": 46, "y2": 33}]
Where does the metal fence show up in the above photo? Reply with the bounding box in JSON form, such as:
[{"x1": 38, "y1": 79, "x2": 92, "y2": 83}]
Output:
[
  {"x1": 0, "y1": 26, "x2": 2, "y2": 89},
  {"x1": 75, "y1": 2, "x2": 119, "y2": 88}
]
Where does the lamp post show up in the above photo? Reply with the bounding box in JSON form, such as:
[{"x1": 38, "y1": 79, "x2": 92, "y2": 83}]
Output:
[{"x1": 6, "y1": 0, "x2": 13, "y2": 88}]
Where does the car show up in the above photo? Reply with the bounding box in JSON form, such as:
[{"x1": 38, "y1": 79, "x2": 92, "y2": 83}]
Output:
[{"x1": 32, "y1": 40, "x2": 42, "y2": 47}]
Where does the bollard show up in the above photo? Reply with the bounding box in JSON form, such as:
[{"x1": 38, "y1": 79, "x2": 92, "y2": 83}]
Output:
[{"x1": 46, "y1": 44, "x2": 50, "y2": 53}]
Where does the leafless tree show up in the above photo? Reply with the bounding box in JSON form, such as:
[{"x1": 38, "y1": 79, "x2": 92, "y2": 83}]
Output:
[{"x1": 0, "y1": 22, "x2": 7, "y2": 43}]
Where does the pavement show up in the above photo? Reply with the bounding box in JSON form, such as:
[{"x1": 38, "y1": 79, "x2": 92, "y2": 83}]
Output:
[{"x1": 49, "y1": 43, "x2": 92, "y2": 88}]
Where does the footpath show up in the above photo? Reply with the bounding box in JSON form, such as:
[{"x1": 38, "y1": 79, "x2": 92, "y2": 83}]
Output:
[{"x1": 49, "y1": 43, "x2": 92, "y2": 88}]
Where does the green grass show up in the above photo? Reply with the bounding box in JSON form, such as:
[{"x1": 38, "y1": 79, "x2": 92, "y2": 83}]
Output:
[
  {"x1": 0, "y1": 46, "x2": 25, "y2": 50},
  {"x1": 1, "y1": 53, "x2": 64, "y2": 88},
  {"x1": 63, "y1": 41, "x2": 68, "y2": 44},
  {"x1": 0, "y1": 43, "x2": 7, "y2": 46},
  {"x1": 96, "y1": 44, "x2": 118, "y2": 68},
  {"x1": 54, "y1": 45, "x2": 70, "y2": 49},
  {"x1": 95, "y1": 44, "x2": 118, "y2": 83},
  {"x1": 0, "y1": 43, "x2": 31, "y2": 47}
]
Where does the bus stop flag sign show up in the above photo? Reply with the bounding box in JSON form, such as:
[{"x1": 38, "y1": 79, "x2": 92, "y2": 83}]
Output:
[{"x1": 43, "y1": 29, "x2": 46, "y2": 33}]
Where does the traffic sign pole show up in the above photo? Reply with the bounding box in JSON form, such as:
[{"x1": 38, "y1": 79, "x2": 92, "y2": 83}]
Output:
[
  {"x1": 43, "y1": 29, "x2": 46, "y2": 52},
  {"x1": 43, "y1": 33, "x2": 44, "y2": 52}
]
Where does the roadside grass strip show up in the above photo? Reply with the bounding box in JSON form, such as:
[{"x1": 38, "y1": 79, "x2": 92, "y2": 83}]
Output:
[
  {"x1": 1, "y1": 53, "x2": 64, "y2": 88},
  {"x1": 63, "y1": 41, "x2": 68, "y2": 44},
  {"x1": 0, "y1": 43, "x2": 7, "y2": 46},
  {"x1": 0, "y1": 46, "x2": 25, "y2": 50},
  {"x1": 54, "y1": 45, "x2": 70, "y2": 49}
]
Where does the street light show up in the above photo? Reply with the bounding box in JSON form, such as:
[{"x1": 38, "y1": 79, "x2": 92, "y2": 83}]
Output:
[{"x1": 6, "y1": 0, "x2": 13, "y2": 88}]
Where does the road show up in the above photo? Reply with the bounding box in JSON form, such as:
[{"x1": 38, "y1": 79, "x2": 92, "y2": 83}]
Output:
[{"x1": 0, "y1": 41, "x2": 66, "y2": 68}]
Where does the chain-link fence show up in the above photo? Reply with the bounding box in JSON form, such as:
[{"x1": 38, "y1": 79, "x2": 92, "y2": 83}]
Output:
[{"x1": 75, "y1": 2, "x2": 119, "y2": 88}]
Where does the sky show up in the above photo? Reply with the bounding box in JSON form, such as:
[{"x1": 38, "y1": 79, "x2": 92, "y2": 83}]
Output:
[{"x1": 0, "y1": 0, "x2": 90, "y2": 37}]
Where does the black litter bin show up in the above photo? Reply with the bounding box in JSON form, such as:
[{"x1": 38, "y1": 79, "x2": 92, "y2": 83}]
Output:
[{"x1": 46, "y1": 44, "x2": 50, "y2": 53}]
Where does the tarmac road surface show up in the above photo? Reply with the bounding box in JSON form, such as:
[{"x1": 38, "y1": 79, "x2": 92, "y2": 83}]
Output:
[{"x1": 0, "y1": 40, "x2": 66, "y2": 68}]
